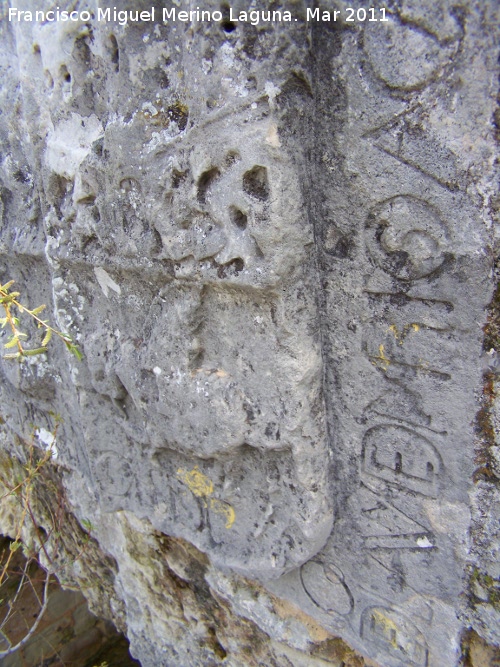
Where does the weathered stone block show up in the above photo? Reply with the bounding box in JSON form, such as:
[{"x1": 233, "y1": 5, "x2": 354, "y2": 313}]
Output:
[{"x1": 0, "y1": 1, "x2": 498, "y2": 665}]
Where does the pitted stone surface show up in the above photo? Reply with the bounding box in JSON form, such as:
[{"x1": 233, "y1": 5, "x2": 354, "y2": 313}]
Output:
[{"x1": 0, "y1": 2, "x2": 498, "y2": 666}]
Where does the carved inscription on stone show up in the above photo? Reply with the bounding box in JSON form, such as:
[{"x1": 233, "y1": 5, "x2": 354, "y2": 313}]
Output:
[
  {"x1": 360, "y1": 606, "x2": 429, "y2": 667},
  {"x1": 300, "y1": 560, "x2": 354, "y2": 618},
  {"x1": 365, "y1": 196, "x2": 451, "y2": 282},
  {"x1": 361, "y1": 425, "x2": 442, "y2": 497},
  {"x1": 269, "y1": 4, "x2": 495, "y2": 666}
]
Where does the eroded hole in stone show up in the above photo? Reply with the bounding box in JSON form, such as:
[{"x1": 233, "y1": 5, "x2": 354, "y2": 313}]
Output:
[
  {"x1": 217, "y1": 257, "x2": 244, "y2": 278},
  {"x1": 81, "y1": 233, "x2": 99, "y2": 252},
  {"x1": 107, "y1": 34, "x2": 119, "y2": 71},
  {"x1": 229, "y1": 206, "x2": 247, "y2": 230},
  {"x1": 76, "y1": 192, "x2": 96, "y2": 205},
  {"x1": 324, "y1": 231, "x2": 355, "y2": 259},
  {"x1": 92, "y1": 138, "x2": 104, "y2": 157},
  {"x1": 139, "y1": 368, "x2": 160, "y2": 404},
  {"x1": 395, "y1": 452, "x2": 402, "y2": 473},
  {"x1": 246, "y1": 76, "x2": 257, "y2": 91},
  {"x1": 60, "y1": 64, "x2": 71, "y2": 83},
  {"x1": 225, "y1": 151, "x2": 240, "y2": 166},
  {"x1": 172, "y1": 169, "x2": 187, "y2": 189},
  {"x1": 281, "y1": 72, "x2": 314, "y2": 99},
  {"x1": 231, "y1": 257, "x2": 244, "y2": 273},
  {"x1": 220, "y1": 4, "x2": 237, "y2": 33},
  {"x1": 197, "y1": 167, "x2": 220, "y2": 204},
  {"x1": 112, "y1": 376, "x2": 135, "y2": 419},
  {"x1": 74, "y1": 35, "x2": 91, "y2": 69},
  {"x1": 243, "y1": 166, "x2": 269, "y2": 201},
  {"x1": 386, "y1": 250, "x2": 410, "y2": 274},
  {"x1": 122, "y1": 212, "x2": 138, "y2": 234},
  {"x1": 152, "y1": 229, "x2": 163, "y2": 254},
  {"x1": 13, "y1": 168, "x2": 30, "y2": 184},
  {"x1": 167, "y1": 101, "x2": 189, "y2": 130},
  {"x1": 151, "y1": 67, "x2": 169, "y2": 89},
  {"x1": 221, "y1": 19, "x2": 237, "y2": 32},
  {"x1": 207, "y1": 626, "x2": 228, "y2": 659}
]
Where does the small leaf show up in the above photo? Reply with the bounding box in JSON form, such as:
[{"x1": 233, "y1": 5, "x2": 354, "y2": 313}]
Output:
[
  {"x1": 42, "y1": 329, "x2": 52, "y2": 346},
  {"x1": 4, "y1": 352, "x2": 21, "y2": 359},
  {"x1": 69, "y1": 345, "x2": 83, "y2": 361},
  {"x1": 9, "y1": 541, "x2": 21, "y2": 552},
  {"x1": 31, "y1": 304, "x2": 46, "y2": 315},
  {"x1": 81, "y1": 518, "x2": 94, "y2": 532},
  {"x1": 4, "y1": 336, "x2": 19, "y2": 349},
  {"x1": 23, "y1": 347, "x2": 48, "y2": 357}
]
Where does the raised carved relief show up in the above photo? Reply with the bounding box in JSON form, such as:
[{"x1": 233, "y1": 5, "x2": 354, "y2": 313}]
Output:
[
  {"x1": 38, "y1": 105, "x2": 333, "y2": 578},
  {"x1": 60, "y1": 110, "x2": 310, "y2": 291}
]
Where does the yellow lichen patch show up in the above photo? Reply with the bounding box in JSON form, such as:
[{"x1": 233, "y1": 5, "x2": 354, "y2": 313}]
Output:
[
  {"x1": 177, "y1": 466, "x2": 213, "y2": 497},
  {"x1": 371, "y1": 609, "x2": 399, "y2": 649},
  {"x1": 371, "y1": 344, "x2": 391, "y2": 371},
  {"x1": 177, "y1": 467, "x2": 235, "y2": 528},
  {"x1": 388, "y1": 323, "x2": 420, "y2": 345},
  {"x1": 210, "y1": 498, "x2": 236, "y2": 529}
]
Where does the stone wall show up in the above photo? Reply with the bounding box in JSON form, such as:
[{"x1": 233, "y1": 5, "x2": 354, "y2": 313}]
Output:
[{"x1": 0, "y1": 1, "x2": 498, "y2": 666}]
